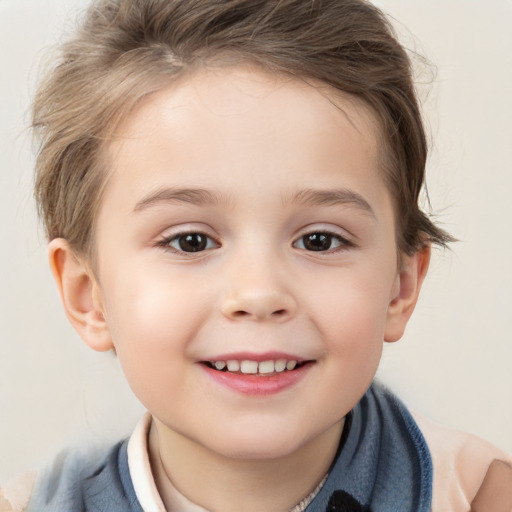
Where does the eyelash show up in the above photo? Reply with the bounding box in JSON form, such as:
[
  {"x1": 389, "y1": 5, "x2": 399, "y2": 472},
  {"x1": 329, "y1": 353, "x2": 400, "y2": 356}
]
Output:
[
  {"x1": 293, "y1": 230, "x2": 354, "y2": 253},
  {"x1": 156, "y1": 229, "x2": 354, "y2": 255},
  {"x1": 156, "y1": 231, "x2": 219, "y2": 255}
]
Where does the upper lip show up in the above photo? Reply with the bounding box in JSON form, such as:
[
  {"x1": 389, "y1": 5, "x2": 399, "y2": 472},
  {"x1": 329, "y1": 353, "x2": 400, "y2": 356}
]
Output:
[{"x1": 198, "y1": 351, "x2": 309, "y2": 363}]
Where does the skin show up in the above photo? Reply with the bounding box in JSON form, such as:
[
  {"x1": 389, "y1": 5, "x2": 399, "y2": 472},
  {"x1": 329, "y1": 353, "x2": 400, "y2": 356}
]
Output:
[{"x1": 49, "y1": 65, "x2": 429, "y2": 512}]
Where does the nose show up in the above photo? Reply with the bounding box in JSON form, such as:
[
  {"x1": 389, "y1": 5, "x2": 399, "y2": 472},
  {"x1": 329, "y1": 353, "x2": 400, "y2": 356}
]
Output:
[
  {"x1": 220, "y1": 257, "x2": 297, "y2": 323},
  {"x1": 221, "y1": 288, "x2": 296, "y2": 322}
]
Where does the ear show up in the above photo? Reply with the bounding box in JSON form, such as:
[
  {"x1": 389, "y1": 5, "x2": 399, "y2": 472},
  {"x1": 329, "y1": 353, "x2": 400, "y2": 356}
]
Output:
[
  {"x1": 48, "y1": 238, "x2": 114, "y2": 352},
  {"x1": 384, "y1": 244, "x2": 431, "y2": 343}
]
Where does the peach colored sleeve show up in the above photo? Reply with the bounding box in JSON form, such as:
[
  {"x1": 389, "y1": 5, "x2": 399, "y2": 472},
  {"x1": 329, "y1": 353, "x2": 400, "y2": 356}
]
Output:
[
  {"x1": 470, "y1": 460, "x2": 512, "y2": 512},
  {"x1": 0, "y1": 472, "x2": 37, "y2": 512},
  {"x1": 412, "y1": 411, "x2": 512, "y2": 512}
]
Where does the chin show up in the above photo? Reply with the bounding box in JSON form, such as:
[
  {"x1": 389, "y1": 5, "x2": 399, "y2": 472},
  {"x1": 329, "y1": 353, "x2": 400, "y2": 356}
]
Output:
[
  {"x1": 202, "y1": 422, "x2": 319, "y2": 462},
  {"x1": 215, "y1": 441, "x2": 301, "y2": 461}
]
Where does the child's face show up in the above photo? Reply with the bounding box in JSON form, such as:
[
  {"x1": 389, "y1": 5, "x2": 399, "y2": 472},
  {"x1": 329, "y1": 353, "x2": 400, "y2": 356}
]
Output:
[{"x1": 79, "y1": 65, "x2": 420, "y2": 460}]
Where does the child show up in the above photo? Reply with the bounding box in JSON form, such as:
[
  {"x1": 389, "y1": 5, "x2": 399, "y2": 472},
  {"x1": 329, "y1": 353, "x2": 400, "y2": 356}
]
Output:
[{"x1": 1, "y1": 0, "x2": 511, "y2": 511}]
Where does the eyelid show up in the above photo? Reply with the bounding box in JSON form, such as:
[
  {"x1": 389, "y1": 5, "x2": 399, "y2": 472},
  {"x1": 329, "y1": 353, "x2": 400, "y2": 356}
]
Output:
[
  {"x1": 292, "y1": 227, "x2": 355, "y2": 252},
  {"x1": 155, "y1": 227, "x2": 221, "y2": 255}
]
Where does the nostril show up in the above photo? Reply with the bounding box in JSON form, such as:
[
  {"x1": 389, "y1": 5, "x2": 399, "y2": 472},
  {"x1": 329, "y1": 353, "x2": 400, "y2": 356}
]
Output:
[
  {"x1": 232, "y1": 310, "x2": 249, "y2": 317},
  {"x1": 231, "y1": 309, "x2": 287, "y2": 319}
]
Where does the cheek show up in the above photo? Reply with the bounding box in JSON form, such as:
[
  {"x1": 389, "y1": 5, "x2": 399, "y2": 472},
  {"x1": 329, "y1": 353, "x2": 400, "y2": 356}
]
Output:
[
  {"x1": 103, "y1": 262, "x2": 207, "y2": 342},
  {"x1": 311, "y1": 271, "x2": 392, "y2": 333},
  {"x1": 99, "y1": 269, "x2": 207, "y2": 399},
  {"x1": 313, "y1": 285, "x2": 387, "y2": 408},
  {"x1": 303, "y1": 265, "x2": 394, "y2": 374}
]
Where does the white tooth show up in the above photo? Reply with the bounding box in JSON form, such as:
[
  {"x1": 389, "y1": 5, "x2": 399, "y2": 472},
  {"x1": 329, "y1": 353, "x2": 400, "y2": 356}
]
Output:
[
  {"x1": 240, "y1": 360, "x2": 258, "y2": 374},
  {"x1": 227, "y1": 360, "x2": 240, "y2": 372},
  {"x1": 258, "y1": 360, "x2": 275, "y2": 374},
  {"x1": 214, "y1": 361, "x2": 226, "y2": 370},
  {"x1": 286, "y1": 360, "x2": 297, "y2": 371},
  {"x1": 274, "y1": 359, "x2": 287, "y2": 372}
]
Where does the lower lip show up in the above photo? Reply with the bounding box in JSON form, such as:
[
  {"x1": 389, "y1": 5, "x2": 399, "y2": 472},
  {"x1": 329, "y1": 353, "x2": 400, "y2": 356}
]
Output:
[{"x1": 200, "y1": 363, "x2": 313, "y2": 396}]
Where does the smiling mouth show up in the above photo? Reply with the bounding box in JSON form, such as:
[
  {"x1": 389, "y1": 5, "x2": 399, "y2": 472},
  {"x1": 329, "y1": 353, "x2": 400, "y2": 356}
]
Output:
[{"x1": 202, "y1": 359, "x2": 310, "y2": 375}]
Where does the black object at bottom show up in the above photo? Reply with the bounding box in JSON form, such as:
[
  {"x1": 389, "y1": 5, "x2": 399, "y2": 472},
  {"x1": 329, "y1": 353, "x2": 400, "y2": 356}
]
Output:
[{"x1": 326, "y1": 490, "x2": 372, "y2": 512}]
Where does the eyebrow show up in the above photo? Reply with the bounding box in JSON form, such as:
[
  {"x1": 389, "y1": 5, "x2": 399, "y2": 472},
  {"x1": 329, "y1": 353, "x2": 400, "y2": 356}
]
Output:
[
  {"x1": 133, "y1": 187, "x2": 224, "y2": 212},
  {"x1": 133, "y1": 185, "x2": 375, "y2": 217},
  {"x1": 285, "y1": 188, "x2": 375, "y2": 217}
]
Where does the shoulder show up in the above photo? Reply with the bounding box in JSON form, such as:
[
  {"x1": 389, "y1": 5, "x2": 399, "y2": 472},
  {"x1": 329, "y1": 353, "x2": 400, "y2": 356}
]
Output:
[
  {"x1": 411, "y1": 410, "x2": 512, "y2": 512},
  {"x1": 0, "y1": 471, "x2": 37, "y2": 512},
  {"x1": 1, "y1": 441, "x2": 130, "y2": 512}
]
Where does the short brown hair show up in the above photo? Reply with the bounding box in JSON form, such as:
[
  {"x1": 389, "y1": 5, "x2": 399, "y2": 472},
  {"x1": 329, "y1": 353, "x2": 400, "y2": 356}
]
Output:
[{"x1": 33, "y1": 0, "x2": 452, "y2": 258}]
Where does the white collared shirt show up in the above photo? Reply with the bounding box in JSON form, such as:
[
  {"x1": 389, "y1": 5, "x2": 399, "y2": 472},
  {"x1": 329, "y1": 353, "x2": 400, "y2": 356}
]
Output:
[{"x1": 127, "y1": 412, "x2": 325, "y2": 512}]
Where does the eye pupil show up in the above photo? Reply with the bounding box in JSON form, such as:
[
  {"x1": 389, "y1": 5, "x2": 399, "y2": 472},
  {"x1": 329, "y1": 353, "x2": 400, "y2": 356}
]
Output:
[
  {"x1": 179, "y1": 234, "x2": 207, "y2": 252},
  {"x1": 303, "y1": 233, "x2": 332, "y2": 251}
]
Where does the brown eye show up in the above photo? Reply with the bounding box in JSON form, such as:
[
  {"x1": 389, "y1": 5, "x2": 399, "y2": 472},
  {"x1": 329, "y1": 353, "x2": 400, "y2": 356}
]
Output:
[
  {"x1": 179, "y1": 234, "x2": 207, "y2": 252},
  {"x1": 294, "y1": 232, "x2": 346, "y2": 252},
  {"x1": 166, "y1": 233, "x2": 217, "y2": 253}
]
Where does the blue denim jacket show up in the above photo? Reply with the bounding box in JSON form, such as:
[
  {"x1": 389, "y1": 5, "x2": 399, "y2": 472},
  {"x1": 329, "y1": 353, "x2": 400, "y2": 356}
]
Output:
[{"x1": 27, "y1": 383, "x2": 432, "y2": 512}]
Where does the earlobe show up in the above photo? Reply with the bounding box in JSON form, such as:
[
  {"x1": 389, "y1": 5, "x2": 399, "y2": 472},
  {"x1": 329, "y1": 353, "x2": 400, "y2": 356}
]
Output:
[
  {"x1": 384, "y1": 244, "x2": 431, "y2": 343},
  {"x1": 48, "y1": 238, "x2": 114, "y2": 352}
]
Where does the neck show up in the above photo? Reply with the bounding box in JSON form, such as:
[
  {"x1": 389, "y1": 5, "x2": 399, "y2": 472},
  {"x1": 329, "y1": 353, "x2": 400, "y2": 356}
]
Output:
[{"x1": 148, "y1": 419, "x2": 344, "y2": 512}]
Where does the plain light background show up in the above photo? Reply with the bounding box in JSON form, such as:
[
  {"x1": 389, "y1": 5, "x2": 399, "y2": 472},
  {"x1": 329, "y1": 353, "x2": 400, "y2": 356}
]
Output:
[{"x1": 1, "y1": 0, "x2": 511, "y2": 481}]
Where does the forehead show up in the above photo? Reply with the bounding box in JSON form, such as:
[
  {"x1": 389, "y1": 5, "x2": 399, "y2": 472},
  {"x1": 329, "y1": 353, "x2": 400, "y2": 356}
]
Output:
[{"x1": 103, "y1": 65, "x2": 385, "y2": 207}]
